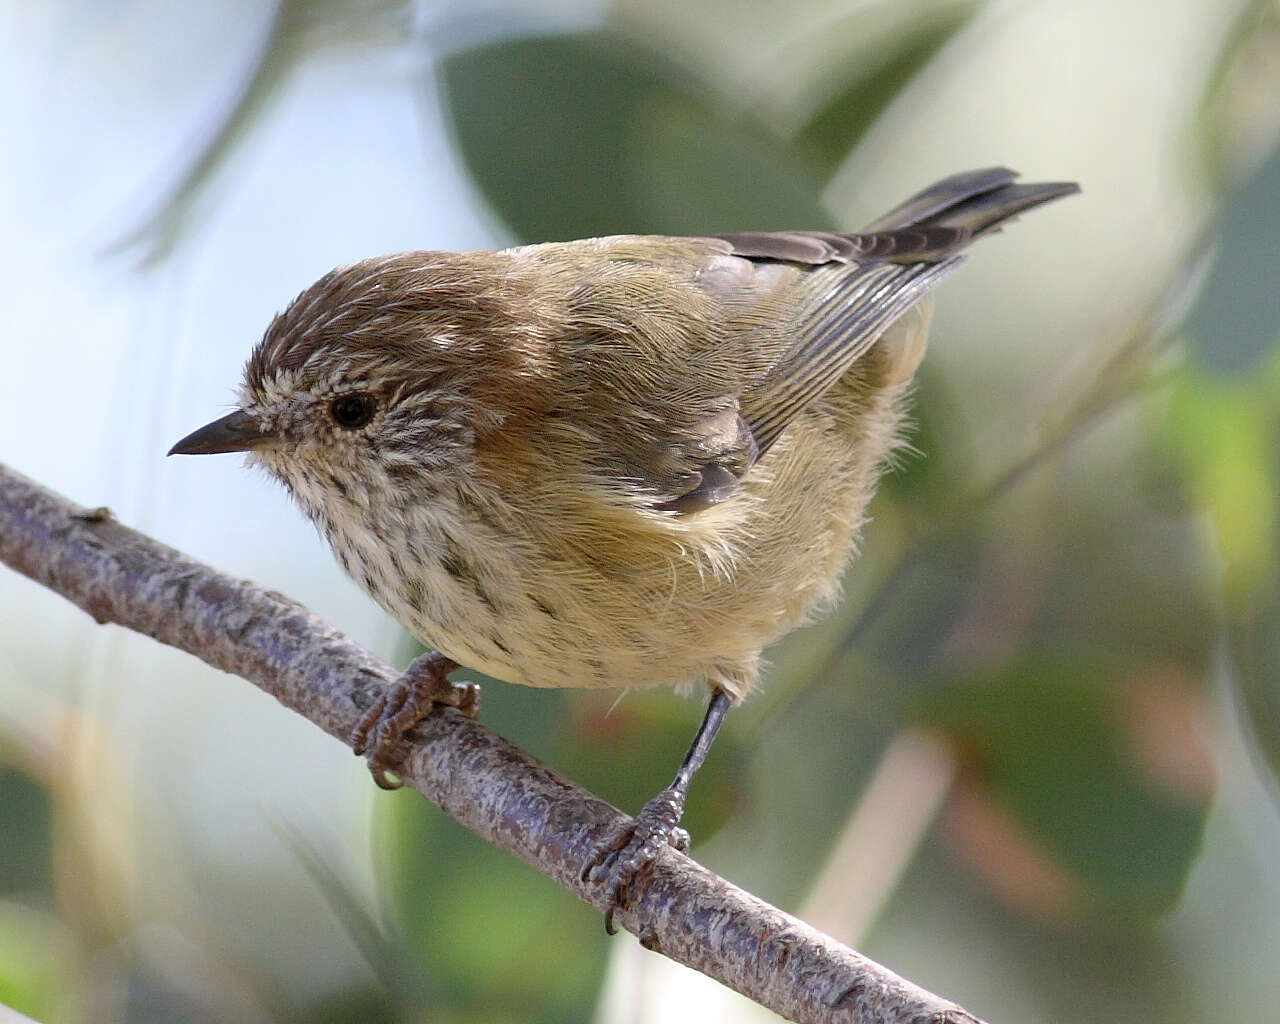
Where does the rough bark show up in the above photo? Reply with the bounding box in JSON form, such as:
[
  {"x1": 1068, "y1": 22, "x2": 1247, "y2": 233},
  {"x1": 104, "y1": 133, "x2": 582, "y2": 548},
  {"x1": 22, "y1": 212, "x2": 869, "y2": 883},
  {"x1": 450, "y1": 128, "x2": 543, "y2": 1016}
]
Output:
[{"x1": 0, "y1": 461, "x2": 986, "y2": 1024}]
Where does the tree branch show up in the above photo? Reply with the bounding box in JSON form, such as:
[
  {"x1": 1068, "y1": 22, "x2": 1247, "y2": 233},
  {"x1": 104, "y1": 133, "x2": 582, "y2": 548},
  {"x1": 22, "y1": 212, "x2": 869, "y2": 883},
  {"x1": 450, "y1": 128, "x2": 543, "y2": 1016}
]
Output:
[{"x1": 0, "y1": 461, "x2": 986, "y2": 1024}]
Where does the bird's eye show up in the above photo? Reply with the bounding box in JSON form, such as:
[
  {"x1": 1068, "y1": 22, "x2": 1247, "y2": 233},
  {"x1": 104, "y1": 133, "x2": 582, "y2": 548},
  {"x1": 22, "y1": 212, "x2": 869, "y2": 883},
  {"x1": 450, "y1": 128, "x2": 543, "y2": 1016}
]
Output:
[{"x1": 330, "y1": 393, "x2": 377, "y2": 430}]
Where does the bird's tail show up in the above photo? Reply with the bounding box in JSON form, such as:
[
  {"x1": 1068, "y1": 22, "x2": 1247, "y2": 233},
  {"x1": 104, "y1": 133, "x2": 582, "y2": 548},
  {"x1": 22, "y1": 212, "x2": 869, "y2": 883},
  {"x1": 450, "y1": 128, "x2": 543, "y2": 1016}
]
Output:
[
  {"x1": 710, "y1": 168, "x2": 1078, "y2": 266},
  {"x1": 860, "y1": 166, "x2": 1080, "y2": 240}
]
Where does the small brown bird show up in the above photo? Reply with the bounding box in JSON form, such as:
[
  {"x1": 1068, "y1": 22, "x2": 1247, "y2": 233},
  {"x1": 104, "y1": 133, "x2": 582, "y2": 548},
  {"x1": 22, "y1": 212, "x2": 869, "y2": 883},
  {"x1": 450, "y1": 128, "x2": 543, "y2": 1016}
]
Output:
[{"x1": 171, "y1": 167, "x2": 1077, "y2": 929}]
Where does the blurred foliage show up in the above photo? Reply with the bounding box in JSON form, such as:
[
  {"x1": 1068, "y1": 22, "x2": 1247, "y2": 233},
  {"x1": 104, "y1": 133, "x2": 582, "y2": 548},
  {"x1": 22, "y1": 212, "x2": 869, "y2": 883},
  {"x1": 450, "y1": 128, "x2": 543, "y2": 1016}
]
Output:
[
  {"x1": 0, "y1": 769, "x2": 53, "y2": 901},
  {"x1": 1196, "y1": 0, "x2": 1280, "y2": 187},
  {"x1": 1162, "y1": 337, "x2": 1280, "y2": 787},
  {"x1": 382, "y1": 770, "x2": 603, "y2": 1023},
  {"x1": 1164, "y1": 131, "x2": 1280, "y2": 788},
  {"x1": 789, "y1": 5, "x2": 977, "y2": 177},
  {"x1": 923, "y1": 659, "x2": 1209, "y2": 920},
  {"x1": 0, "y1": 766, "x2": 64, "y2": 1023},
  {"x1": 438, "y1": 31, "x2": 832, "y2": 240},
  {"x1": 0, "y1": 901, "x2": 69, "y2": 1024},
  {"x1": 435, "y1": 7, "x2": 979, "y2": 240}
]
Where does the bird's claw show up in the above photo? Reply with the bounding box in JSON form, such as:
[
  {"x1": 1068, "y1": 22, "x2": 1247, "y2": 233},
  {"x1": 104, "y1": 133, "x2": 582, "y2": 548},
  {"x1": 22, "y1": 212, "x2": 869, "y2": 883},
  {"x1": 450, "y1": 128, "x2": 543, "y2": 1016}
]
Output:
[
  {"x1": 351, "y1": 651, "x2": 474, "y2": 789},
  {"x1": 584, "y1": 787, "x2": 690, "y2": 934}
]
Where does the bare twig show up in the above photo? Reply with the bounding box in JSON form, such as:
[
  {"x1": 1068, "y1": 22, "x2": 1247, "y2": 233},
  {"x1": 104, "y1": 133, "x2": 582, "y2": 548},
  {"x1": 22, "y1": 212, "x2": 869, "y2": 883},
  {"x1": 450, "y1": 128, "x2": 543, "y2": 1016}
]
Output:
[{"x1": 0, "y1": 461, "x2": 986, "y2": 1024}]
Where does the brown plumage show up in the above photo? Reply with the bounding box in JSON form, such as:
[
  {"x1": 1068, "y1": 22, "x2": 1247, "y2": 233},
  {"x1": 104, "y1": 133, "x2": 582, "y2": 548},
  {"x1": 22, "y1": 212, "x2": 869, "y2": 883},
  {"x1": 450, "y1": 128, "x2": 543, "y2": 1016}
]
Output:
[{"x1": 171, "y1": 167, "x2": 1078, "y2": 927}]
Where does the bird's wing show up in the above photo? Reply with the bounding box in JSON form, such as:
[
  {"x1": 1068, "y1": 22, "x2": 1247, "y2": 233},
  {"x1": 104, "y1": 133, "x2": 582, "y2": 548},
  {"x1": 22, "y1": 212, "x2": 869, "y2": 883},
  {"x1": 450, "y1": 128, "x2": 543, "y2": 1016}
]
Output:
[
  {"x1": 710, "y1": 169, "x2": 1079, "y2": 461},
  {"x1": 724, "y1": 254, "x2": 961, "y2": 458},
  {"x1": 641, "y1": 250, "x2": 959, "y2": 515},
  {"x1": 582, "y1": 169, "x2": 1079, "y2": 514}
]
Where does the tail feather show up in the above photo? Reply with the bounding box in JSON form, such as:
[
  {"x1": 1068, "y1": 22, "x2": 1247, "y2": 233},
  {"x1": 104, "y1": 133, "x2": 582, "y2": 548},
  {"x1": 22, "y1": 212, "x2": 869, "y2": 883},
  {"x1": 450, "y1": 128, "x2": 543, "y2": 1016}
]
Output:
[
  {"x1": 859, "y1": 166, "x2": 1020, "y2": 231},
  {"x1": 860, "y1": 167, "x2": 1080, "y2": 241},
  {"x1": 712, "y1": 168, "x2": 1079, "y2": 267}
]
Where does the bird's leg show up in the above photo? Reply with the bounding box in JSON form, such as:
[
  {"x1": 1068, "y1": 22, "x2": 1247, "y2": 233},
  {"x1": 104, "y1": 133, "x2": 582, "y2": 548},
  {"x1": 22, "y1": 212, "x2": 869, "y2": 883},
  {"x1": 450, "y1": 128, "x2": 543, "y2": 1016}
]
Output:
[
  {"x1": 585, "y1": 688, "x2": 733, "y2": 934},
  {"x1": 351, "y1": 651, "x2": 478, "y2": 789}
]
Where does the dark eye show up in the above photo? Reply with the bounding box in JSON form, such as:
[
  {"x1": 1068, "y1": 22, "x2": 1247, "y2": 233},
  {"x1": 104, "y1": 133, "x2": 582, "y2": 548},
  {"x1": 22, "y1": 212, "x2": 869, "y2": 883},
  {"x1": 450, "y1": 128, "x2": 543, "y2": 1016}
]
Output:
[{"x1": 330, "y1": 393, "x2": 377, "y2": 430}]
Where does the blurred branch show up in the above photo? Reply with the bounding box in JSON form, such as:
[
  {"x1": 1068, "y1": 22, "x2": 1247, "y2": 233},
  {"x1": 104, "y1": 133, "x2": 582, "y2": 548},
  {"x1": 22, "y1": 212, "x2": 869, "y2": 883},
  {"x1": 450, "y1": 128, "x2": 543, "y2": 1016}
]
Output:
[
  {"x1": 105, "y1": 0, "x2": 298, "y2": 267},
  {"x1": 0, "y1": 461, "x2": 987, "y2": 1024},
  {"x1": 800, "y1": 729, "x2": 957, "y2": 946},
  {"x1": 107, "y1": 0, "x2": 413, "y2": 267}
]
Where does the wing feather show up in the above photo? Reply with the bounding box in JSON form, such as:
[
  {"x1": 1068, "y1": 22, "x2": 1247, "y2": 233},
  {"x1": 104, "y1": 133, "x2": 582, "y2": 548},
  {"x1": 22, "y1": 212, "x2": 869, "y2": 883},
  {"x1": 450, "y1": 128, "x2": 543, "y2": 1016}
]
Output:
[
  {"x1": 603, "y1": 168, "x2": 1078, "y2": 512},
  {"x1": 741, "y1": 258, "x2": 961, "y2": 457}
]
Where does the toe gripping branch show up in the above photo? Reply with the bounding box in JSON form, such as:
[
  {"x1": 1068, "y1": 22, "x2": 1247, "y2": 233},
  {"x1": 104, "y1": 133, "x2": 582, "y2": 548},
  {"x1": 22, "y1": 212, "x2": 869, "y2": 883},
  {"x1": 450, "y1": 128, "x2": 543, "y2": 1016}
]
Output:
[
  {"x1": 353, "y1": 656, "x2": 733, "y2": 936},
  {"x1": 584, "y1": 688, "x2": 733, "y2": 933},
  {"x1": 351, "y1": 650, "x2": 479, "y2": 789}
]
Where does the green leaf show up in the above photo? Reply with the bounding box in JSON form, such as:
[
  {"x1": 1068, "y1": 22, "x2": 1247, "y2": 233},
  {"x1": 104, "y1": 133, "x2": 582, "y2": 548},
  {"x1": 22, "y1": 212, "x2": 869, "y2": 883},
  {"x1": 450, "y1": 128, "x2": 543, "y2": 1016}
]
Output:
[
  {"x1": 1163, "y1": 359, "x2": 1278, "y2": 604},
  {"x1": 0, "y1": 903, "x2": 70, "y2": 1023},
  {"x1": 919, "y1": 658, "x2": 1209, "y2": 921},
  {"x1": 0, "y1": 767, "x2": 52, "y2": 900},
  {"x1": 436, "y1": 31, "x2": 830, "y2": 242},
  {"x1": 1161, "y1": 352, "x2": 1280, "y2": 788}
]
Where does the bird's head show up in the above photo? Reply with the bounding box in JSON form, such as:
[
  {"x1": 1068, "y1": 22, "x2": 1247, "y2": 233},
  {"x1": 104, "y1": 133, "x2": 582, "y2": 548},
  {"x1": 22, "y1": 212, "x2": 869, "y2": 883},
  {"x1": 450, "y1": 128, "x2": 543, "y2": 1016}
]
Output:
[{"x1": 169, "y1": 251, "x2": 557, "y2": 501}]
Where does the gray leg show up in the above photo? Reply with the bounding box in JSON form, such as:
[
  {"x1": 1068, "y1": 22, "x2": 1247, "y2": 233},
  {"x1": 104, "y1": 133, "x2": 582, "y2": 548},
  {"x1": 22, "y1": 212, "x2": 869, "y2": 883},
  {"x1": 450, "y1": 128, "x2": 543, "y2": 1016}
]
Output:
[{"x1": 585, "y1": 688, "x2": 733, "y2": 933}]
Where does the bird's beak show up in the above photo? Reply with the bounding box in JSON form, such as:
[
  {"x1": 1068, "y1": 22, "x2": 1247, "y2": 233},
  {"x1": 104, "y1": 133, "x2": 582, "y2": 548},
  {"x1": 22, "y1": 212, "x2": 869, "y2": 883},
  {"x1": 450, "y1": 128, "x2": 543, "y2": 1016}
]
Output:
[{"x1": 168, "y1": 410, "x2": 278, "y2": 456}]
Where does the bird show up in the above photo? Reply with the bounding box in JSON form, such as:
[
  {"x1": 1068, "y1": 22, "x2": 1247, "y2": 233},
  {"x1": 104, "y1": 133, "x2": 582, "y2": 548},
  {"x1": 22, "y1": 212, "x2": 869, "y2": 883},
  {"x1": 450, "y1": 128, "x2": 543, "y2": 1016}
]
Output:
[{"x1": 170, "y1": 166, "x2": 1078, "y2": 931}]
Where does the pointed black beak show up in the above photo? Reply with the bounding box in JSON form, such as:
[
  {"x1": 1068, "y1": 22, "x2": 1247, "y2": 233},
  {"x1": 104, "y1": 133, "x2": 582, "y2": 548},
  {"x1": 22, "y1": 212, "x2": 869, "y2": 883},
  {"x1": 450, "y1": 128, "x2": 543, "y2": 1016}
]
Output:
[{"x1": 168, "y1": 410, "x2": 277, "y2": 456}]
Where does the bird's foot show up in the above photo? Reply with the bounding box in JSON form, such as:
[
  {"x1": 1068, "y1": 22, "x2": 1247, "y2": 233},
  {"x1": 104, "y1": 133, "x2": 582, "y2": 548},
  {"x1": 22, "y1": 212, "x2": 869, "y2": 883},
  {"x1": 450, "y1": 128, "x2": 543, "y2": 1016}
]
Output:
[
  {"x1": 351, "y1": 651, "x2": 476, "y2": 789},
  {"x1": 584, "y1": 787, "x2": 691, "y2": 934}
]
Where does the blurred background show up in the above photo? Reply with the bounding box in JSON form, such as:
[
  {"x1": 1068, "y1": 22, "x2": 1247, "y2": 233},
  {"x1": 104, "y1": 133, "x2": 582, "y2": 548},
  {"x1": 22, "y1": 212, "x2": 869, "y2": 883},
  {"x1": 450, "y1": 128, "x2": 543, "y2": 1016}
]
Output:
[{"x1": 2, "y1": 0, "x2": 1279, "y2": 1021}]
